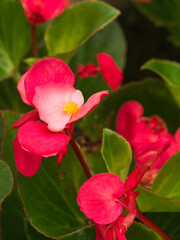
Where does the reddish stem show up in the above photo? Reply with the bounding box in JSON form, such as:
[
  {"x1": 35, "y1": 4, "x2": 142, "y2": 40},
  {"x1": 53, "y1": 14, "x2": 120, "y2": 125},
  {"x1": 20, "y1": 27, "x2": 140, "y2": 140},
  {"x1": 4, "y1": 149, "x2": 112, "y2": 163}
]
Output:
[
  {"x1": 31, "y1": 24, "x2": 38, "y2": 58},
  {"x1": 136, "y1": 210, "x2": 173, "y2": 240},
  {"x1": 69, "y1": 137, "x2": 92, "y2": 179}
]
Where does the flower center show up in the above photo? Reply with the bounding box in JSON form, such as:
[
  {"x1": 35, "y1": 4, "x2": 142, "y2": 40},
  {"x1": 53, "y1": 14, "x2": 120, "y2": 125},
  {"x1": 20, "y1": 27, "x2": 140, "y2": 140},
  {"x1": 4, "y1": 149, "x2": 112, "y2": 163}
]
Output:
[{"x1": 64, "y1": 101, "x2": 79, "y2": 116}]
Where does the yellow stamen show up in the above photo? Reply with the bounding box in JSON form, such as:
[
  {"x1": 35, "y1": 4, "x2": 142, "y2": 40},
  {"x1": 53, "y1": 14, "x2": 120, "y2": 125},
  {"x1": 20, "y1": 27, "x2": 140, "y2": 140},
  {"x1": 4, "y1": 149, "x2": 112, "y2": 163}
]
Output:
[{"x1": 64, "y1": 101, "x2": 79, "y2": 116}]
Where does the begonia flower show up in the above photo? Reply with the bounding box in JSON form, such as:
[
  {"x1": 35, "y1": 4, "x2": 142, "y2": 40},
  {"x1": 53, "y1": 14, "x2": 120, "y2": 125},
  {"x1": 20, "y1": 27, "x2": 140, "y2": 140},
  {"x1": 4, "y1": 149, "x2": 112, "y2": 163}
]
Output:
[
  {"x1": 17, "y1": 58, "x2": 108, "y2": 132},
  {"x1": 76, "y1": 53, "x2": 124, "y2": 91},
  {"x1": 13, "y1": 58, "x2": 108, "y2": 176},
  {"x1": 20, "y1": 0, "x2": 66, "y2": 25},
  {"x1": 77, "y1": 170, "x2": 144, "y2": 240},
  {"x1": 116, "y1": 101, "x2": 180, "y2": 188}
]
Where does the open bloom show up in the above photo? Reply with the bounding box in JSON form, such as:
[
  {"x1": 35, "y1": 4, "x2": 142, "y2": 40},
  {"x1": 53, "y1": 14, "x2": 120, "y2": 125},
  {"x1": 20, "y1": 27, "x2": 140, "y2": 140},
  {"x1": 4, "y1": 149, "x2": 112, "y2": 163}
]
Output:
[
  {"x1": 77, "y1": 53, "x2": 123, "y2": 91},
  {"x1": 116, "y1": 101, "x2": 180, "y2": 188},
  {"x1": 20, "y1": 0, "x2": 66, "y2": 25},
  {"x1": 13, "y1": 58, "x2": 108, "y2": 176},
  {"x1": 77, "y1": 170, "x2": 144, "y2": 240}
]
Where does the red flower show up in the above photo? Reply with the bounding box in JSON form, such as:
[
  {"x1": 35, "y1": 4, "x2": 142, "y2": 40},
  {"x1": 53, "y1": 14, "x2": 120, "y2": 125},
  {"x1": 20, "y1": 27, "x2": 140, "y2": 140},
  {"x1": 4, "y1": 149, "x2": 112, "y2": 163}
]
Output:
[
  {"x1": 13, "y1": 58, "x2": 108, "y2": 176},
  {"x1": 20, "y1": 0, "x2": 66, "y2": 25},
  {"x1": 76, "y1": 53, "x2": 124, "y2": 91},
  {"x1": 116, "y1": 101, "x2": 180, "y2": 187},
  {"x1": 77, "y1": 170, "x2": 144, "y2": 240}
]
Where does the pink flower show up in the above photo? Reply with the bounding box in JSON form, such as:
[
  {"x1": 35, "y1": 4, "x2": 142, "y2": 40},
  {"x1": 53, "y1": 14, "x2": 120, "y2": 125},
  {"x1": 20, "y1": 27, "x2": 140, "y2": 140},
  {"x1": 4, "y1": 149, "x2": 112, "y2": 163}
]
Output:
[
  {"x1": 116, "y1": 101, "x2": 180, "y2": 188},
  {"x1": 13, "y1": 58, "x2": 108, "y2": 176},
  {"x1": 17, "y1": 58, "x2": 108, "y2": 132},
  {"x1": 76, "y1": 53, "x2": 124, "y2": 91},
  {"x1": 77, "y1": 170, "x2": 144, "y2": 240},
  {"x1": 20, "y1": 0, "x2": 66, "y2": 25}
]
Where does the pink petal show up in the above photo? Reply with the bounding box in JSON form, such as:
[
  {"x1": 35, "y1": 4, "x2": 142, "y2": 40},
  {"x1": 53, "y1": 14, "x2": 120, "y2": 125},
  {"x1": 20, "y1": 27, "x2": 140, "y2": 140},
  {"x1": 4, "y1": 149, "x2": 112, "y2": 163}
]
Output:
[
  {"x1": 70, "y1": 90, "x2": 84, "y2": 108},
  {"x1": 13, "y1": 136, "x2": 42, "y2": 177},
  {"x1": 68, "y1": 90, "x2": 109, "y2": 126},
  {"x1": 20, "y1": 0, "x2": 65, "y2": 25},
  {"x1": 77, "y1": 63, "x2": 99, "y2": 79},
  {"x1": 17, "y1": 121, "x2": 68, "y2": 157},
  {"x1": 33, "y1": 82, "x2": 75, "y2": 131},
  {"x1": 24, "y1": 58, "x2": 75, "y2": 105},
  {"x1": 116, "y1": 101, "x2": 144, "y2": 144},
  {"x1": 77, "y1": 173, "x2": 124, "y2": 225},
  {"x1": 97, "y1": 53, "x2": 124, "y2": 91},
  {"x1": 12, "y1": 110, "x2": 39, "y2": 129},
  {"x1": 17, "y1": 73, "x2": 31, "y2": 105}
]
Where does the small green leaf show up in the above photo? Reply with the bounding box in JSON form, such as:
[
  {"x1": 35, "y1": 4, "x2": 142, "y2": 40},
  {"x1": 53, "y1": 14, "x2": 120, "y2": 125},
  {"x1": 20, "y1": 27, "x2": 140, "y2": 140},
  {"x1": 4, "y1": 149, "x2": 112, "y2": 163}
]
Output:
[
  {"x1": 0, "y1": 0, "x2": 30, "y2": 81},
  {"x1": 126, "y1": 222, "x2": 162, "y2": 240},
  {"x1": 0, "y1": 160, "x2": 13, "y2": 204},
  {"x1": 45, "y1": 1, "x2": 120, "y2": 61},
  {"x1": 101, "y1": 128, "x2": 132, "y2": 181},
  {"x1": 137, "y1": 186, "x2": 180, "y2": 212},
  {"x1": 18, "y1": 145, "x2": 87, "y2": 238},
  {"x1": 151, "y1": 152, "x2": 180, "y2": 202},
  {"x1": 57, "y1": 225, "x2": 95, "y2": 240},
  {"x1": 142, "y1": 59, "x2": 180, "y2": 108}
]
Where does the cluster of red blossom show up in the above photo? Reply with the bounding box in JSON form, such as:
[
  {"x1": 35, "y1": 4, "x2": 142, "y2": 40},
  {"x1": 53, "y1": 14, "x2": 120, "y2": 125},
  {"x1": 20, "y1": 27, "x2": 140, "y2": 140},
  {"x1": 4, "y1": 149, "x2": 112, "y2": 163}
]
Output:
[{"x1": 116, "y1": 101, "x2": 180, "y2": 188}]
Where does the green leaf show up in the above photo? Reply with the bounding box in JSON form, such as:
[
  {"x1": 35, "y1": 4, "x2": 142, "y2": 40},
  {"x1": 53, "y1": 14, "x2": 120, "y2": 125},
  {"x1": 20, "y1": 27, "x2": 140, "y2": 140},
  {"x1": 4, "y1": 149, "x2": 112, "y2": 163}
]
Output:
[
  {"x1": 151, "y1": 152, "x2": 180, "y2": 202},
  {"x1": 0, "y1": 0, "x2": 30, "y2": 81},
  {"x1": 142, "y1": 59, "x2": 180, "y2": 108},
  {"x1": 0, "y1": 160, "x2": 13, "y2": 204},
  {"x1": 0, "y1": 111, "x2": 28, "y2": 240},
  {"x1": 135, "y1": 0, "x2": 180, "y2": 25},
  {"x1": 57, "y1": 225, "x2": 95, "y2": 240},
  {"x1": 147, "y1": 212, "x2": 180, "y2": 240},
  {"x1": 45, "y1": 1, "x2": 120, "y2": 61},
  {"x1": 0, "y1": 78, "x2": 31, "y2": 111},
  {"x1": 70, "y1": 20, "x2": 126, "y2": 99},
  {"x1": 81, "y1": 78, "x2": 180, "y2": 141},
  {"x1": 137, "y1": 186, "x2": 180, "y2": 212},
  {"x1": 18, "y1": 145, "x2": 87, "y2": 238},
  {"x1": 25, "y1": 221, "x2": 52, "y2": 240},
  {"x1": 126, "y1": 222, "x2": 162, "y2": 240},
  {"x1": 135, "y1": 0, "x2": 180, "y2": 46},
  {"x1": 101, "y1": 128, "x2": 132, "y2": 182}
]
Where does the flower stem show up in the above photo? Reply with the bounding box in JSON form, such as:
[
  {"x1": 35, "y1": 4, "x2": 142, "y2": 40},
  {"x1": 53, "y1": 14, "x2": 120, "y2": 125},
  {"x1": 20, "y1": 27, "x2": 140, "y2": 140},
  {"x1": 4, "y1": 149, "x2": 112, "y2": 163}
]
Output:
[
  {"x1": 69, "y1": 137, "x2": 92, "y2": 179},
  {"x1": 31, "y1": 24, "x2": 38, "y2": 58},
  {"x1": 136, "y1": 210, "x2": 173, "y2": 240}
]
